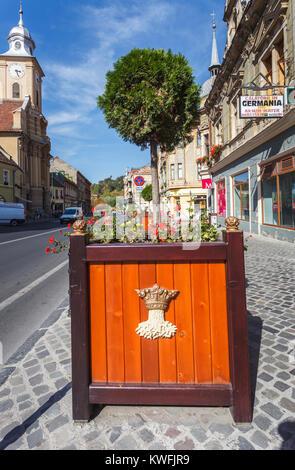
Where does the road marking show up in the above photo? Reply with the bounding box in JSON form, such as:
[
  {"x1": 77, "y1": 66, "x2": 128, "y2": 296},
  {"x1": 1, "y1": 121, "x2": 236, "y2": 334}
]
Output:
[
  {"x1": 0, "y1": 259, "x2": 69, "y2": 312},
  {"x1": 0, "y1": 228, "x2": 66, "y2": 246}
]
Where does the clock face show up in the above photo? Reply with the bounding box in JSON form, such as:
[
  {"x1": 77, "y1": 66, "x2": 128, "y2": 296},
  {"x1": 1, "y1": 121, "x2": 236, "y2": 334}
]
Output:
[
  {"x1": 14, "y1": 41, "x2": 21, "y2": 50},
  {"x1": 9, "y1": 63, "x2": 25, "y2": 79}
]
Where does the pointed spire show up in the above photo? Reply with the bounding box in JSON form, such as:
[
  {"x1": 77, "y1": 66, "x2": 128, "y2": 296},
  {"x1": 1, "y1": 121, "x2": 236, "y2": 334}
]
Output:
[
  {"x1": 209, "y1": 11, "x2": 220, "y2": 77},
  {"x1": 19, "y1": 0, "x2": 24, "y2": 27}
]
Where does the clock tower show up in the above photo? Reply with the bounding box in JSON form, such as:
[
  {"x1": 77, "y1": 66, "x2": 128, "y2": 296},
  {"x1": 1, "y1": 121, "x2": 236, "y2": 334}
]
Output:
[
  {"x1": 0, "y1": 5, "x2": 51, "y2": 214},
  {"x1": 0, "y1": 6, "x2": 43, "y2": 110}
]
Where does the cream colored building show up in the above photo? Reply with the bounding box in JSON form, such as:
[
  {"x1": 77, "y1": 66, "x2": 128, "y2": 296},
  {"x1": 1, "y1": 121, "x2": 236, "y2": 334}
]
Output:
[
  {"x1": 124, "y1": 165, "x2": 152, "y2": 208},
  {"x1": 159, "y1": 18, "x2": 220, "y2": 213},
  {"x1": 51, "y1": 156, "x2": 92, "y2": 213},
  {"x1": 206, "y1": 0, "x2": 295, "y2": 243},
  {"x1": 0, "y1": 7, "x2": 51, "y2": 214}
]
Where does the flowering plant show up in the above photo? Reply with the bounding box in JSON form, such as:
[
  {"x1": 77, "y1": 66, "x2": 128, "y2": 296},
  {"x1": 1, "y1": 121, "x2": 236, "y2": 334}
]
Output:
[
  {"x1": 197, "y1": 145, "x2": 223, "y2": 166},
  {"x1": 45, "y1": 201, "x2": 220, "y2": 254},
  {"x1": 209, "y1": 145, "x2": 223, "y2": 162},
  {"x1": 243, "y1": 234, "x2": 253, "y2": 251}
]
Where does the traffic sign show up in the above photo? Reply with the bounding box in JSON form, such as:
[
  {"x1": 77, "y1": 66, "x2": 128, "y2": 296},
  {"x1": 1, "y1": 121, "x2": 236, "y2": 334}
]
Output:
[{"x1": 134, "y1": 176, "x2": 145, "y2": 187}]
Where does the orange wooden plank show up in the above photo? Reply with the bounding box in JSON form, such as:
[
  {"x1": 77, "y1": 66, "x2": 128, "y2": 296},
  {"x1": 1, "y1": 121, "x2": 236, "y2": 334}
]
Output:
[
  {"x1": 208, "y1": 262, "x2": 230, "y2": 384},
  {"x1": 173, "y1": 263, "x2": 195, "y2": 384},
  {"x1": 191, "y1": 263, "x2": 213, "y2": 384},
  {"x1": 122, "y1": 263, "x2": 142, "y2": 383},
  {"x1": 105, "y1": 264, "x2": 125, "y2": 383},
  {"x1": 156, "y1": 263, "x2": 177, "y2": 383},
  {"x1": 90, "y1": 264, "x2": 107, "y2": 382},
  {"x1": 138, "y1": 263, "x2": 159, "y2": 383}
]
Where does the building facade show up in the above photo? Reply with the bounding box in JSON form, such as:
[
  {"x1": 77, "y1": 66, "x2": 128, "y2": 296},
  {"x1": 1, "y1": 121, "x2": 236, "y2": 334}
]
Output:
[
  {"x1": 0, "y1": 145, "x2": 22, "y2": 203},
  {"x1": 124, "y1": 165, "x2": 152, "y2": 208},
  {"x1": 158, "y1": 18, "x2": 220, "y2": 213},
  {"x1": 0, "y1": 7, "x2": 51, "y2": 215},
  {"x1": 206, "y1": 0, "x2": 295, "y2": 242},
  {"x1": 51, "y1": 156, "x2": 91, "y2": 213}
]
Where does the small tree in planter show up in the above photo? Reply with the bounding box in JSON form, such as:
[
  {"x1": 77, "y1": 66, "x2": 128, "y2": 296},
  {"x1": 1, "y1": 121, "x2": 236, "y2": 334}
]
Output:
[
  {"x1": 98, "y1": 48, "x2": 201, "y2": 223},
  {"x1": 141, "y1": 184, "x2": 152, "y2": 203}
]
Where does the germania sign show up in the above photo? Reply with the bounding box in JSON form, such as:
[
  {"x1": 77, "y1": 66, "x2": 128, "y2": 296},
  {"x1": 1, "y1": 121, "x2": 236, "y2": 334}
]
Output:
[{"x1": 239, "y1": 95, "x2": 284, "y2": 118}]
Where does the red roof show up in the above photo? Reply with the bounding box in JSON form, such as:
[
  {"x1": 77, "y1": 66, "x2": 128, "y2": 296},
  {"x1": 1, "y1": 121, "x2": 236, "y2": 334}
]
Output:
[{"x1": 0, "y1": 100, "x2": 22, "y2": 131}]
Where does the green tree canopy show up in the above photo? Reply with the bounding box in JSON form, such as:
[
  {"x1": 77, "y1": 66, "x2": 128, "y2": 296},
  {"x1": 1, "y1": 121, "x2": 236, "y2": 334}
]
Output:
[
  {"x1": 141, "y1": 184, "x2": 152, "y2": 202},
  {"x1": 98, "y1": 48, "x2": 201, "y2": 218}
]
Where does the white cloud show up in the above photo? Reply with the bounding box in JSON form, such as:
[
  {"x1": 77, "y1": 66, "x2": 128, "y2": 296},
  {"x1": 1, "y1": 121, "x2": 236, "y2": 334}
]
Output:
[{"x1": 44, "y1": 0, "x2": 174, "y2": 131}]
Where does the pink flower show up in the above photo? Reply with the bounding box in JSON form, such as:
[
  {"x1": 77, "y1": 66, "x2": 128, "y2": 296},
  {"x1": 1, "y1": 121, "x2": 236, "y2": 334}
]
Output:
[{"x1": 45, "y1": 246, "x2": 51, "y2": 254}]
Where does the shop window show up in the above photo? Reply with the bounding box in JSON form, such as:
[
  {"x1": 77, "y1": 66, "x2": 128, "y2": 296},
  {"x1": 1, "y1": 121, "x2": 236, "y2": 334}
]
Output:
[
  {"x1": 262, "y1": 156, "x2": 295, "y2": 229},
  {"x1": 279, "y1": 172, "x2": 295, "y2": 228},
  {"x1": 216, "y1": 179, "x2": 226, "y2": 217},
  {"x1": 233, "y1": 171, "x2": 249, "y2": 221},
  {"x1": 262, "y1": 175, "x2": 279, "y2": 226}
]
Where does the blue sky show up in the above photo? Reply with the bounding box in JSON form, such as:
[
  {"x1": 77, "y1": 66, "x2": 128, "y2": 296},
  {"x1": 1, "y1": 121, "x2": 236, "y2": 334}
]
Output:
[{"x1": 0, "y1": 0, "x2": 227, "y2": 183}]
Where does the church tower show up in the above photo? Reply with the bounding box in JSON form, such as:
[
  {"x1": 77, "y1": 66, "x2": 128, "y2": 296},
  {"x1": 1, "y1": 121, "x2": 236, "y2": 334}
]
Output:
[
  {"x1": 0, "y1": 4, "x2": 51, "y2": 213},
  {"x1": 209, "y1": 14, "x2": 221, "y2": 78},
  {"x1": 201, "y1": 13, "x2": 221, "y2": 98},
  {"x1": 0, "y1": 4, "x2": 43, "y2": 110}
]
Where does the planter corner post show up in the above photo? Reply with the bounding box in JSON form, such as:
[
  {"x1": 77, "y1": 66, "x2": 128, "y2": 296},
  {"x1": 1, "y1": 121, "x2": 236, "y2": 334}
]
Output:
[
  {"x1": 225, "y1": 216, "x2": 252, "y2": 424},
  {"x1": 69, "y1": 220, "x2": 93, "y2": 422}
]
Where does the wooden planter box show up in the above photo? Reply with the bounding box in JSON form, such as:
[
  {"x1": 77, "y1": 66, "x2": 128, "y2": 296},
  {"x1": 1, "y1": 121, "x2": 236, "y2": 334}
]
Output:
[{"x1": 69, "y1": 222, "x2": 252, "y2": 423}]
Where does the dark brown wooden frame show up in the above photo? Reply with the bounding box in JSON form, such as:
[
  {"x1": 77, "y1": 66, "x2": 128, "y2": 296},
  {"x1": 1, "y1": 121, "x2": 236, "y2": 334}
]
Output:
[
  {"x1": 232, "y1": 170, "x2": 250, "y2": 222},
  {"x1": 261, "y1": 156, "x2": 295, "y2": 231},
  {"x1": 69, "y1": 231, "x2": 252, "y2": 424}
]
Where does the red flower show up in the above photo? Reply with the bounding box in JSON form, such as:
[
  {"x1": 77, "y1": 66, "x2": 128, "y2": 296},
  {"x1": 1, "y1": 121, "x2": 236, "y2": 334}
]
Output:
[
  {"x1": 67, "y1": 223, "x2": 71, "y2": 228},
  {"x1": 49, "y1": 236, "x2": 55, "y2": 244},
  {"x1": 45, "y1": 246, "x2": 51, "y2": 254},
  {"x1": 91, "y1": 206, "x2": 95, "y2": 213},
  {"x1": 59, "y1": 230, "x2": 63, "y2": 234}
]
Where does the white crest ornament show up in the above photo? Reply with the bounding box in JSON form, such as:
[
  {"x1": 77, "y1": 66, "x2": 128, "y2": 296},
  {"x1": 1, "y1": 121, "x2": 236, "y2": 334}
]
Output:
[{"x1": 135, "y1": 284, "x2": 179, "y2": 340}]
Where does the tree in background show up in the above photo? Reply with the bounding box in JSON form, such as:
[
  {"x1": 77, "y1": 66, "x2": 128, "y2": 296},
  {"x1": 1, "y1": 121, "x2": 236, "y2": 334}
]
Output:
[
  {"x1": 98, "y1": 48, "x2": 201, "y2": 222},
  {"x1": 141, "y1": 184, "x2": 152, "y2": 202},
  {"x1": 91, "y1": 175, "x2": 124, "y2": 208}
]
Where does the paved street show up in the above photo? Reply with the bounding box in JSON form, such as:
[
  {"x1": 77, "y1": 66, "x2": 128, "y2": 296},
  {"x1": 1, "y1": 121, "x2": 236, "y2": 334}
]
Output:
[
  {"x1": 0, "y1": 220, "x2": 69, "y2": 363},
  {"x1": 0, "y1": 234, "x2": 294, "y2": 450}
]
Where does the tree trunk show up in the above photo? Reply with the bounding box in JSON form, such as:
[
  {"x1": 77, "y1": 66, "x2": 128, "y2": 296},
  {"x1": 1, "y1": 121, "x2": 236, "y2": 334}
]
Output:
[{"x1": 150, "y1": 141, "x2": 160, "y2": 226}]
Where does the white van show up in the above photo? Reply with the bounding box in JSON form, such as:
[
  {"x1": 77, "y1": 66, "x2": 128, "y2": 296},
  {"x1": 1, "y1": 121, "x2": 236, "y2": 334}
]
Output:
[
  {"x1": 0, "y1": 202, "x2": 26, "y2": 226},
  {"x1": 60, "y1": 207, "x2": 83, "y2": 225}
]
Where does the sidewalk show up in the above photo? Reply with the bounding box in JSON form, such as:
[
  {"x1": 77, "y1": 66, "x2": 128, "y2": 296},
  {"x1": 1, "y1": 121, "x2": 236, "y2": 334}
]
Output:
[{"x1": 0, "y1": 235, "x2": 294, "y2": 450}]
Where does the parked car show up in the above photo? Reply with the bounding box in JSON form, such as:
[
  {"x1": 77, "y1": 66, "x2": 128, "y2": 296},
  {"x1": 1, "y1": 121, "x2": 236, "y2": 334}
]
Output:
[
  {"x1": 60, "y1": 207, "x2": 83, "y2": 225},
  {"x1": 0, "y1": 202, "x2": 26, "y2": 226}
]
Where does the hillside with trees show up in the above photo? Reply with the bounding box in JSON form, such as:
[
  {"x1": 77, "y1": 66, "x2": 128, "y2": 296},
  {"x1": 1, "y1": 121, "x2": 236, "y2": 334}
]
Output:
[{"x1": 91, "y1": 175, "x2": 124, "y2": 208}]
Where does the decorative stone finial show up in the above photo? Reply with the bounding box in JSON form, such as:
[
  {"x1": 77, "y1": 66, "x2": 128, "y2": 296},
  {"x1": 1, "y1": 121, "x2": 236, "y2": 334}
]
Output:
[
  {"x1": 135, "y1": 284, "x2": 179, "y2": 340},
  {"x1": 72, "y1": 219, "x2": 87, "y2": 236},
  {"x1": 225, "y1": 216, "x2": 240, "y2": 232}
]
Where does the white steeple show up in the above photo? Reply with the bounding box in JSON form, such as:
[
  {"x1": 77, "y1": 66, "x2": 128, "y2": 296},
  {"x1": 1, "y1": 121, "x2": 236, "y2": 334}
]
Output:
[
  {"x1": 209, "y1": 12, "x2": 221, "y2": 78},
  {"x1": 2, "y1": 1, "x2": 36, "y2": 57}
]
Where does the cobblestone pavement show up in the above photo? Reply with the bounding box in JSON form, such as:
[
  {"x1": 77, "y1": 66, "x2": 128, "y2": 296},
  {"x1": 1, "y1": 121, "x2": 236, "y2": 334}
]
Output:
[{"x1": 0, "y1": 235, "x2": 294, "y2": 450}]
